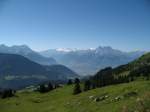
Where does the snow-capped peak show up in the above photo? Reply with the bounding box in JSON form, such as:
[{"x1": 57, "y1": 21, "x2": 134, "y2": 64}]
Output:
[
  {"x1": 56, "y1": 48, "x2": 76, "y2": 52},
  {"x1": 55, "y1": 48, "x2": 96, "y2": 52}
]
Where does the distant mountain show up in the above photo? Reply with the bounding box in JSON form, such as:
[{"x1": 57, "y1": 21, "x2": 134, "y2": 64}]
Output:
[
  {"x1": 40, "y1": 46, "x2": 145, "y2": 76},
  {"x1": 0, "y1": 44, "x2": 57, "y2": 65},
  {"x1": 0, "y1": 53, "x2": 78, "y2": 89}
]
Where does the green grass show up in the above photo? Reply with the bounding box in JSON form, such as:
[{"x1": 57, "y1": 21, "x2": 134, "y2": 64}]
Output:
[{"x1": 0, "y1": 80, "x2": 150, "y2": 112}]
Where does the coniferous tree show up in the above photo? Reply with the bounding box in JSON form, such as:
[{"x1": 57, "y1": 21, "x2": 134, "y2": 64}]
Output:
[
  {"x1": 39, "y1": 84, "x2": 46, "y2": 93},
  {"x1": 48, "y1": 82, "x2": 53, "y2": 91},
  {"x1": 73, "y1": 78, "x2": 81, "y2": 95},
  {"x1": 67, "y1": 79, "x2": 73, "y2": 85},
  {"x1": 84, "y1": 80, "x2": 91, "y2": 91},
  {"x1": 74, "y1": 78, "x2": 80, "y2": 84},
  {"x1": 73, "y1": 83, "x2": 82, "y2": 95},
  {"x1": 1, "y1": 89, "x2": 14, "y2": 99}
]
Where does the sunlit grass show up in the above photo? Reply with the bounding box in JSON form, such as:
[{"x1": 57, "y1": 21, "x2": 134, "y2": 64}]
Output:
[{"x1": 0, "y1": 80, "x2": 149, "y2": 112}]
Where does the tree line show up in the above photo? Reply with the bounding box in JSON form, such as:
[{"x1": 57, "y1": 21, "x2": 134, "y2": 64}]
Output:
[
  {"x1": 0, "y1": 89, "x2": 16, "y2": 99},
  {"x1": 72, "y1": 65, "x2": 150, "y2": 95}
]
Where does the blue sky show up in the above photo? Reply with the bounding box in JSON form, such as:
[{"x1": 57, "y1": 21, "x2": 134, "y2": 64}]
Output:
[{"x1": 0, "y1": 0, "x2": 150, "y2": 51}]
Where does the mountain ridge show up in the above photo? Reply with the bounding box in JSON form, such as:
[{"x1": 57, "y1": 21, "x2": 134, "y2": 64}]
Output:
[
  {"x1": 40, "y1": 46, "x2": 145, "y2": 76},
  {"x1": 0, "y1": 53, "x2": 78, "y2": 89},
  {"x1": 0, "y1": 44, "x2": 57, "y2": 65}
]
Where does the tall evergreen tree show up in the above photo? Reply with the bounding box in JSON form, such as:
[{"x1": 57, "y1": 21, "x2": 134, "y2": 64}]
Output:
[
  {"x1": 74, "y1": 78, "x2": 80, "y2": 84},
  {"x1": 48, "y1": 82, "x2": 53, "y2": 91},
  {"x1": 73, "y1": 78, "x2": 81, "y2": 95},
  {"x1": 67, "y1": 79, "x2": 73, "y2": 85},
  {"x1": 84, "y1": 80, "x2": 91, "y2": 91},
  {"x1": 73, "y1": 83, "x2": 82, "y2": 95}
]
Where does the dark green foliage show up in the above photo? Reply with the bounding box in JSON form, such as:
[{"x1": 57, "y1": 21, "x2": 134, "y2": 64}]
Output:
[
  {"x1": 1, "y1": 89, "x2": 15, "y2": 99},
  {"x1": 129, "y1": 65, "x2": 150, "y2": 79},
  {"x1": 84, "y1": 80, "x2": 91, "y2": 91},
  {"x1": 93, "y1": 67, "x2": 114, "y2": 87},
  {"x1": 74, "y1": 78, "x2": 80, "y2": 84},
  {"x1": 39, "y1": 84, "x2": 47, "y2": 93},
  {"x1": 113, "y1": 64, "x2": 131, "y2": 75},
  {"x1": 91, "y1": 66, "x2": 135, "y2": 89},
  {"x1": 114, "y1": 75, "x2": 131, "y2": 84},
  {"x1": 73, "y1": 83, "x2": 82, "y2": 95},
  {"x1": 67, "y1": 79, "x2": 73, "y2": 85},
  {"x1": 73, "y1": 78, "x2": 81, "y2": 95},
  {"x1": 38, "y1": 82, "x2": 54, "y2": 93},
  {"x1": 48, "y1": 82, "x2": 53, "y2": 91}
]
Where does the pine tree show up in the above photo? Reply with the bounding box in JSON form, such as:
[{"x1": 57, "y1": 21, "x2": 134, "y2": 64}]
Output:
[
  {"x1": 39, "y1": 84, "x2": 46, "y2": 93},
  {"x1": 1, "y1": 89, "x2": 14, "y2": 99},
  {"x1": 73, "y1": 78, "x2": 81, "y2": 95},
  {"x1": 48, "y1": 82, "x2": 53, "y2": 91},
  {"x1": 73, "y1": 83, "x2": 82, "y2": 95},
  {"x1": 74, "y1": 78, "x2": 80, "y2": 84},
  {"x1": 84, "y1": 80, "x2": 91, "y2": 91},
  {"x1": 67, "y1": 79, "x2": 73, "y2": 85}
]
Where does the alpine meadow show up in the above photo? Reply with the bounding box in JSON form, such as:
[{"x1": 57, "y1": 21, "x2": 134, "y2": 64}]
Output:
[{"x1": 0, "y1": 0, "x2": 150, "y2": 112}]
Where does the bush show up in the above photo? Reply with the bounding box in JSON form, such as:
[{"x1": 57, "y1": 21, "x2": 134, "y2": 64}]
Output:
[
  {"x1": 1, "y1": 89, "x2": 15, "y2": 99},
  {"x1": 38, "y1": 82, "x2": 54, "y2": 93},
  {"x1": 38, "y1": 84, "x2": 47, "y2": 93}
]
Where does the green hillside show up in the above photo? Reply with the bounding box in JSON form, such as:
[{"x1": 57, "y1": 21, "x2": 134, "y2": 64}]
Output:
[
  {"x1": 0, "y1": 80, "x2": 149, "y2": 112},
  {"x1": 113, "y1": 52, "x2": 150, "y2": 77},
  {"x1": 0, "y1": 53, "x2": 150, "y2": 112}
]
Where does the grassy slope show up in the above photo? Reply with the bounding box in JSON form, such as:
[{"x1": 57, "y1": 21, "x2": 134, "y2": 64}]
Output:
[{"x1": 0, "y1": 80, "x2": 150, "y2": 112}]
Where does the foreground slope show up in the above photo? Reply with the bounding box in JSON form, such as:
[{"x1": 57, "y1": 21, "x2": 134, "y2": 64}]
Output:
[{"x1": 0, "y1": 80, "x2": 149, "y2": 112}]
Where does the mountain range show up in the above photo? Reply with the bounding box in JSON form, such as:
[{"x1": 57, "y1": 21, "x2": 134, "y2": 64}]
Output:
[
  {"x1": 0, "y1": 44, "x2": 57, "y2": 65},
  {"x1": 0, "y1": 44, "x2": 145, "y2": 76},
  {"x1": 40, "y1": 46, "x2": 145, "y2": 76},
  {"x1": 0, "y1": 53, "x2": 78, "y2": 89},
  {"x1": 0, "y1": 44, "x2": 147, "y2": 89}
]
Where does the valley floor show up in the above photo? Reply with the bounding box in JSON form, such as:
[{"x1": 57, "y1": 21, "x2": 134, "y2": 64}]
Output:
[{"x1": 0, "y1": 80, "x2": 150, "y2": 112}]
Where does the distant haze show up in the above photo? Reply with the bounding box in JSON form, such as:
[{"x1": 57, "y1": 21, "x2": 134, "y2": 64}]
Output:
[{"x1": 0, "y1": 44, "x2": 145, "y2": 76}]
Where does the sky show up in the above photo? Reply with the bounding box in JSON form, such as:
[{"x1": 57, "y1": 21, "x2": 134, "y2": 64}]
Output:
[{"x1": 0, "y1": 0, "x2": 150, "y2": 51}]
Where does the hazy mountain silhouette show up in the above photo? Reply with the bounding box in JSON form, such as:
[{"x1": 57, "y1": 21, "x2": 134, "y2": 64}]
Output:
[
  {"x1": 40, "y1": 46, "x2": 145, "y2": 76},
  {"x1": 0, "y1": 44, "x2": 57, "y2": 65}
]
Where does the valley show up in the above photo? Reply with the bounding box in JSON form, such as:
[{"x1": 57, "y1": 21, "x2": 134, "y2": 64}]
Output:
[
  {"x1": 0, "y1": 51, "x2": 150, "y2": 112},
  {"x1": 0, "y1": 0, "x2": 149, "y2": 111}
]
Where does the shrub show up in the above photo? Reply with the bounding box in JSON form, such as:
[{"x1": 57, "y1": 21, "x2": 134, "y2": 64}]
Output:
[{"x1": 1, "y1": 89, "x2": 15, "y2": 99}]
